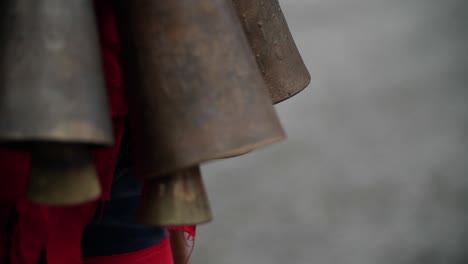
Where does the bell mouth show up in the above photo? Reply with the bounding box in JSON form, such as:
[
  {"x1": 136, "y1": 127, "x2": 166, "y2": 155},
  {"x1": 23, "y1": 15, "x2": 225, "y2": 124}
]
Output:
[
  {"x1": 27, "y1": 142, "x2": 101, "y2": 206},
  {"x1": 138, "y1": 166, "x2": 212, "y2": 226}
]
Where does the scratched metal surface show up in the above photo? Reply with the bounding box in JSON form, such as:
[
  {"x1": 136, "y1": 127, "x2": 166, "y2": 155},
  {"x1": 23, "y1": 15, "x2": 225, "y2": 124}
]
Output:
[{"x1": 193, "y1": 0, "x2": 468, "y2": 263}]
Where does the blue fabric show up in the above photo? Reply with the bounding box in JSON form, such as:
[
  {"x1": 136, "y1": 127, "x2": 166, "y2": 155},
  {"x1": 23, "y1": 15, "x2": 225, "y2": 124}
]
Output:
[{"x1": 82, "y1": 128, "x2": 167, "y2": 257}]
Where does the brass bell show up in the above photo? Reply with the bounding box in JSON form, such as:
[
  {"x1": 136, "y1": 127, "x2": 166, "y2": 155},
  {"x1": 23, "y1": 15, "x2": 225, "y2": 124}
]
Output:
[
  {"x1": 28, "y1": 143, "x2": 101, "y2": 206},
  {"x1": 232, "y1": 0, "x2": 311, "y2": 104},
  {"x1": 115, "y1": 0, "x2": 285, "y2": 179},
  {"x1": 0, "y1": 0, "x2": 113, "y2": 205},
  {"x1": 138, "y1": 166, "x2": 212, "y2": 226}
]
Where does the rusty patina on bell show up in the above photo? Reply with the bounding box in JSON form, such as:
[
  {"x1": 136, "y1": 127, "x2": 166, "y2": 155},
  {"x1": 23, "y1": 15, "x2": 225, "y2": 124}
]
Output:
[
  {"x1": 232, "y1": 0, "x2": 311, "y2": 104},
  {"x1": 115, "y1": 0, "x2": 285, "y2": 179},
  {"x1": 0, "y1": 0, "x2": 113, "y2": 205},
  {"x1": 138, "y1": 166, "x2": 212, "y2": 226}
]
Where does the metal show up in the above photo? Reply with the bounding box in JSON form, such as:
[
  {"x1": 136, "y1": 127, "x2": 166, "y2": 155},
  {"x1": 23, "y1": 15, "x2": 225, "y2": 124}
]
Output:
[
  {"x1": 0, "y1": 0, "x2": 113, "y2": 145},
  {"x1": 138, "y1": 166, "x2": 212, "y2": 226},
  {"x1": 232, "y1": 0, "x2": 311, "y2": 104},
  {"x1": 0, "y1": 0, "x2": 113, "y2": 205},
  {"x1": 115, "y1": 0, "x2": 285, "y2": 179},
  {"x1": 28, "y1": 143, "x2": 101, "y2": 205}
]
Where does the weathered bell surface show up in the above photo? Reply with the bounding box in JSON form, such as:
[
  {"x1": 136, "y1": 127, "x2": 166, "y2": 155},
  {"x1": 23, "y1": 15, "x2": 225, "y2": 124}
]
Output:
[
  {"x1": 0, "y1": 0, "x2": 112, "y2": 205},
  {"x1": 138, "y1": 166, "x2": 212, "y2": 226},
  {"x1": 0, "y1": 0, "x2": 113, "y2": 145},
  {"x1": 115, "y1": 0, "x2": 285, "y2": 178},
  {"x1": 28, "y1": 143, "x2": 101, "y2": 206},
  {"x1": 232, "y1": 0, "x2": 311, "y2": 104}
]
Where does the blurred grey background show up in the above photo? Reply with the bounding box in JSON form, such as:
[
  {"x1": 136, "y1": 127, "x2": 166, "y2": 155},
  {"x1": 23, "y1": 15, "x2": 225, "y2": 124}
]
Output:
[{"x1": 193, "y1": 0, "x2": 468, "y2": 263}]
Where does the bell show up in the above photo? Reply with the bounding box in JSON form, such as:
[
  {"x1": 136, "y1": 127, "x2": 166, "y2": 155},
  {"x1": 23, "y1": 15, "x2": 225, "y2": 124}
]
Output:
[
  {"x1": 232, "y1": 0, "x2": 311, "y2": 104},
  {"x1": 28, "y1": 143, "x2": 101, "y2": 206},
  {"x1": 115, "y1": 0, "x2": 285, "y2": 179},
  {"x1": 138, "y1": 166, "x2": 212, "y2": 226},
  {"x1": 0, "y1": 0, "x2": 113, "y2": 204}
]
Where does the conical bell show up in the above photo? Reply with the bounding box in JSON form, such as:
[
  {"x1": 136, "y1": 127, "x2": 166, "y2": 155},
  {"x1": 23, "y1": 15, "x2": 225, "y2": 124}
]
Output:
[
  {"x1": 138, "y1": 166, "x2": 212, "y2": 226},
  {"x1": 28, "y1": 143, "x2": 101, "y2": 206},
  {"x1": 0, "y1": 0, "x2": 113, "y2": 204},
  {"x1": 115, "y1": 0, "x2": 285, "y2": 179},
  {"x1": 232, "y1": 0, "x2": 311, "y2": 104}
]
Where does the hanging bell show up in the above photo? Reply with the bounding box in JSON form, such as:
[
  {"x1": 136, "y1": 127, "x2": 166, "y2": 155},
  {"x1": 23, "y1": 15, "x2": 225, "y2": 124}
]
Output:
[
  {"x1": 0, "y1": 0, "x2": 113, "y2": 205},
  {"x1": 138, "y1": 166, "x2": 212, "y2": 226},
  {"x1": 232, "y1": 0, "x2": 311, "y2": 104},
  {"x1": 28, "y1": 143, "x2": 101, "y2": 206},
  {"x1": 115, "y1": 0, "x2": 285, "y2": 179}
]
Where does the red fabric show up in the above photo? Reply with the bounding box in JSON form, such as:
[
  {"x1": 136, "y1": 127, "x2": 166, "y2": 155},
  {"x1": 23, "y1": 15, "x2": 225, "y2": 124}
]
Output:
[
  {"x1": 10, "y1": 200, "x2": 51, "y2": 264},
  {"x1": 0, "y1": 203, "x2": 12, "y2": 263},
  {"x1": 46, "y1": 204, "x2": 99, "y2": 264},
  {"x1": 0, "y1": 151, "x2": 30, "y2": 202},
  {"x1": 92, "y1": 118, "x2": 127, "y2": 201},
  {"x1": 0, "y1": 1, "x2": 195, "y2": 264},
  {"x1": 83, "y1": 237, "x2": 173, "y2": 264},
  {"x1": 167, "y1": 227, "x2": 197, "y2": 264},
  {"x1": 94, "y1": 0, "x2": 127, "y2": 119},
  {"x1": 0, "y1": 150, "x2": 30, "y2": 263},
  {"x1": 167, "y1": 227, "x2": 196, "y2": 241}
]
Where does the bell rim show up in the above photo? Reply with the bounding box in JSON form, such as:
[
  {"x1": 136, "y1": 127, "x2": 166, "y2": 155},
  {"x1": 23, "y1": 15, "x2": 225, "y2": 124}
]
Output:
[
  {"x1": 271, "y1": 71, "x2": 311, "y2": 104},
  {"x1": 137, "y1": 133, "x2": 286, "y2": 179},
  {"x1": 0, "y1": 135, "x2": 114, "y2": 148}
]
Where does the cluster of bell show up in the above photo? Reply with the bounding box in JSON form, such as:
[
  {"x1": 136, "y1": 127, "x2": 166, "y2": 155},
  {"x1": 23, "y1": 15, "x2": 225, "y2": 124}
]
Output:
[{"x1": 0, "y1": 0, "x2": 309, "y2": 226}]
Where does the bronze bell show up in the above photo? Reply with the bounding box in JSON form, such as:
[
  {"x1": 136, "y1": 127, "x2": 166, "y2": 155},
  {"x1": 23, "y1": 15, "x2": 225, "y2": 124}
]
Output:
[
  {"x1": 115, "y1": 0, "x2": 285, "y2": 179},
  {"x1": 28, "y1": 143, "x2": 101, "y2": 206},
  {"x1": 0, "y1": 0, "x2": 113, "y2": 205},
  {"x1": 232, "y1": 0, "x2": 311, "y2": 104},
  {"x1": 138, "y1": 166, "x2": 212, "y2": 226}
]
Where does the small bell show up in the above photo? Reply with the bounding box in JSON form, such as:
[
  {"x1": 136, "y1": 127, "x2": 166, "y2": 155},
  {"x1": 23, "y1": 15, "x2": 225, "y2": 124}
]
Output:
[
  {"x1": 28, "y1": 143, "x2": 101, "y2": 206},
  {"x1": 138, "y1": 166, "x2": 212, "y2": 226}
]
